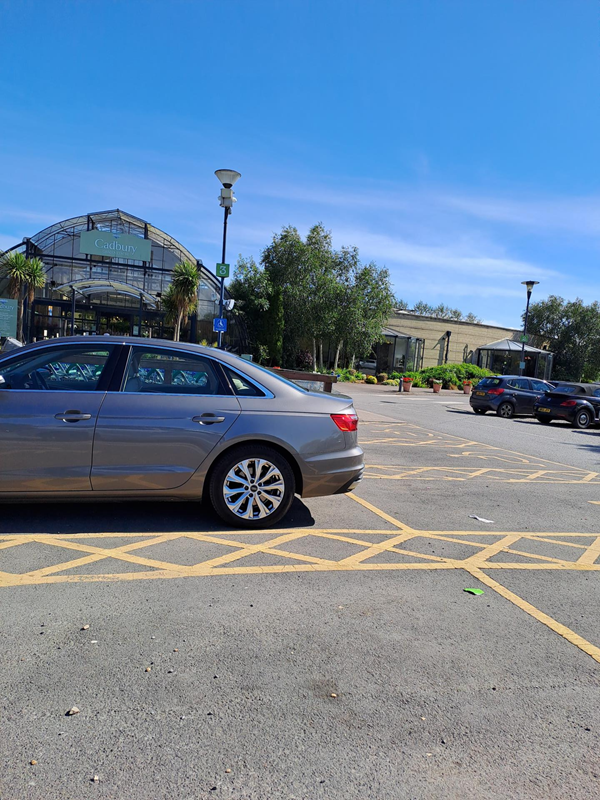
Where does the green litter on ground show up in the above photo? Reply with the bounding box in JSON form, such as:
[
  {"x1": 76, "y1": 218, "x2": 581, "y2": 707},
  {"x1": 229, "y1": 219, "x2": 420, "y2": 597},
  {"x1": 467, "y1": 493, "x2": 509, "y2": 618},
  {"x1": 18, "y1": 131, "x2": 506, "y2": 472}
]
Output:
[{"x1": 463, "y1": 588, "x2": 484, "y2": 595}]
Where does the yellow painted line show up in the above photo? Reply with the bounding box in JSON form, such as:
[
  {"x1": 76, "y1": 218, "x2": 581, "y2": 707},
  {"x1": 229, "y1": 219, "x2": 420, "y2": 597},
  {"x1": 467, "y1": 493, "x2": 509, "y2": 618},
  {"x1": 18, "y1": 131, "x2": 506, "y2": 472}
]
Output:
[
  {"x1": 338, "y1": 532, "x2": 420, "y2": 565},
  {"x1": 501, "y1": 548, "x2": 572, "y2": 566},
  {"x1": 346, "y1": 492, "x2": 415, "y2": 532},
  {"x1": 22, "y1": 535, "x2": 191, "y2": 574},
  {"x1": 577, "y1": 535, "x2": 600, "y2": 565},
  {"x1": 25, "y1": 535, "x2": 177, "y2": 578},
  {"x1": 465, "y1": 567, "x2": 600, "y2": 664},
  {"x1": 0, "y1": 538, "x2": 28, "y2": 551},
  {"x1": 463, "y1": 534, "x2": 522, "y2": 567},
  {"x1": 581, "y1": 472, "x2": 599, "y2": 482},
  {"x1": 588, "y1": 501, "x2": 600, "y2": 505}
]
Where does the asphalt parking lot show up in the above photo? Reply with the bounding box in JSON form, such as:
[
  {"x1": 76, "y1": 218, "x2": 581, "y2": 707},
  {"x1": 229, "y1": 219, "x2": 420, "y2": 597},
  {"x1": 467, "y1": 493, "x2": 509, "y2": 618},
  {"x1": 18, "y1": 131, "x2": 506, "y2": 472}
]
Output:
[{"x1": 1, "y1": 383, "x2": 599, "y2": 799}]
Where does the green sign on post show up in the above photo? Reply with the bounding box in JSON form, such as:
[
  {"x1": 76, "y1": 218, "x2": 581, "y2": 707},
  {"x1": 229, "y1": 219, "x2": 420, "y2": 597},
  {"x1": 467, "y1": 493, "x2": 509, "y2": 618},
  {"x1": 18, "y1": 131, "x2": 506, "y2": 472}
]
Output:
[
  {"x1": 216, "y1": 263, "x2": 230, "y2": 278},
  {"x1": 520, "y1": 334, "x2": 528, "y2": 343},
  {"x1": 0, "y1": 298, "x2": 18, "y2": 338}
]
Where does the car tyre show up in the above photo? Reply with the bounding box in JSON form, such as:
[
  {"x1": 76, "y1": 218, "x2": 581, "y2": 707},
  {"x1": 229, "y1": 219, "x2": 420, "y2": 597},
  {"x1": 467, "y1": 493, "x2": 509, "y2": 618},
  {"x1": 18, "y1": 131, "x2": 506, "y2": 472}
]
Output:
[
  {"x1": 209, "y1": 444, "x2": 296, "y2": 529},
  {"x1": 497, "y1": 402, "x2": 514, "y2": 419},
  {"x1": 572, "y1": 410, "x2": 592, "y2": 429},
  {"x1": 473, "y1": 408, "x2": 486, "y2": 415}
]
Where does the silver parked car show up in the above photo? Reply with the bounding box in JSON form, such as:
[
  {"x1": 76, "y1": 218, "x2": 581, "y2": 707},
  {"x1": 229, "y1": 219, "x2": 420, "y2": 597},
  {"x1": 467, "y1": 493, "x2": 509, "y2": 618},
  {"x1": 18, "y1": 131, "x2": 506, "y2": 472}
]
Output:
[{"x1": 0, "y1": 337, "x2": 364, "y2": 528}]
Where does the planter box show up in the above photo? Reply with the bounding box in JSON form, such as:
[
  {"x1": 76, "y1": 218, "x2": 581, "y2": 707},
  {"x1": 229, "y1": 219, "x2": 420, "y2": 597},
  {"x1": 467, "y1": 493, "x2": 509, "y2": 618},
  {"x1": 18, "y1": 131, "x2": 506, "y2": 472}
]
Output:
[{"x1": 432, "y1": 382, "x2": 442, "y2": 394}]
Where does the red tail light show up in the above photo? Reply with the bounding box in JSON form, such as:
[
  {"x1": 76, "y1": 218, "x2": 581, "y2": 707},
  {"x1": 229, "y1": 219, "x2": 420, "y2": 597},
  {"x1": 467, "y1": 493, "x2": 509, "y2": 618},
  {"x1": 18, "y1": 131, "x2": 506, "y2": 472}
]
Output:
[
  {"x1": 331, "y1": 413, "x2": 359, "y2": 432},
  {"x1": 560, "y1": 399, "x2": 577, "y2": 407},
  {"x1": 487, "y1": 387, "x2": 504, "y2": 396}
]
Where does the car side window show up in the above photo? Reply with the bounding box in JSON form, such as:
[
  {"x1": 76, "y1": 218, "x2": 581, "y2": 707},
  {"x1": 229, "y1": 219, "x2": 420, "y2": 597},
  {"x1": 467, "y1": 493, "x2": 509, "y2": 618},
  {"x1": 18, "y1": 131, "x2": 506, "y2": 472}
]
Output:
[
  {"x1": 0, "y1": 346, "x2": 114, "y2": 391},
  {"x1": 223, "y1": 366, "x2": 266, "y2": 397},
  {"x1": 593, "y1": 388, "x2": 600, "y2": 398},
  {"x1": 531, "y1": 380, "x2": 549, "y2": 392},
  {"x1": 122, "y1": 347, "x2": 224, "y2": 395},
  {"x1": 506, "y1": 378, "x2": 530, "y2": 390}
]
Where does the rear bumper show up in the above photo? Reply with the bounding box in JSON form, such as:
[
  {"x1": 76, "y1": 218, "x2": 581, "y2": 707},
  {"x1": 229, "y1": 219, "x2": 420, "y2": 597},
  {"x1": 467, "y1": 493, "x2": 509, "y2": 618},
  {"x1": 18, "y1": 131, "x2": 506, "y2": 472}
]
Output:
[
  {"x1": 300, "y1": 446, "x2": 365, "y2": 498},
  {"x1": 470, "y1": 397, "x2": 497, "y2": 412}
]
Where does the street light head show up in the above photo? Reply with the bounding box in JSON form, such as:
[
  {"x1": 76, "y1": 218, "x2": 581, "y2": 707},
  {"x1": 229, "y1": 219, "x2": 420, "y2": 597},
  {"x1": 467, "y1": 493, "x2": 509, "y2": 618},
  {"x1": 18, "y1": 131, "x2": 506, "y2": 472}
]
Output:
[
  {"x1": 215, "y1": 169, "x2": 241, "y2": 189},
  {"x1": 522, "y1": 280, "x2": 540, "y2": 292}
]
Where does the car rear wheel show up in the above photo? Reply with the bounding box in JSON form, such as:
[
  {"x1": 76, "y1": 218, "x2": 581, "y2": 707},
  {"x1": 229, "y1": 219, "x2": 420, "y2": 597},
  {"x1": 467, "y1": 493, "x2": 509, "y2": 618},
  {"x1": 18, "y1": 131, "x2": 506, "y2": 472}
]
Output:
[
  {"x1": 497, "y1": 402, "x2": 514, "y2": 419},
  {"x1": 473, "y1": 408, "x2": 486, "y2": 415},
  {"x1": 572, "y1": 410, "x2": 592, "y2": 429},
  {"x1": 209, "y1": 445, "x2": 296, "y2": 528}
]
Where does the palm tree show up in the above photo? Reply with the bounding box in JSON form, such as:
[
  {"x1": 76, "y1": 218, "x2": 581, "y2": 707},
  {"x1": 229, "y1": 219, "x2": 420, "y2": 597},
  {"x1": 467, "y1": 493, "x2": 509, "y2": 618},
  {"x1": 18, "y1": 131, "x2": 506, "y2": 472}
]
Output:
[
  {"x1": 168, "y1": 261, "x2": 201, "y2": 341},
  {"x1": 0, "y1": 251, "x2": 29, "y2": 341},
  {"x1": 0, "y1": 252, "x2": 47, "y2": 341},
  {"x1": 24, "y1": 257, "x2": 46, "y2": 340},
  {"x1": 26, "y1": 258, "x2": 46, "y2": 305}
]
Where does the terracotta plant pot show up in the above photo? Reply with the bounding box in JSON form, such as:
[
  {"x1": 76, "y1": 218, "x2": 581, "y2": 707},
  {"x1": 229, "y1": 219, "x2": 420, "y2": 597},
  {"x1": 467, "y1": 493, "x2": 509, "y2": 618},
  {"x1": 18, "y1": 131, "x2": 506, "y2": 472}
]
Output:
[
  {"x1": 432, "y1": 381, "x2": 442, "y2": 394},
  {"x1": 402, "y1": 379, "x2": 413, "y2": 393},
  {"x1": 463, "y1": 382, "x2": 472, "y2": 395}
]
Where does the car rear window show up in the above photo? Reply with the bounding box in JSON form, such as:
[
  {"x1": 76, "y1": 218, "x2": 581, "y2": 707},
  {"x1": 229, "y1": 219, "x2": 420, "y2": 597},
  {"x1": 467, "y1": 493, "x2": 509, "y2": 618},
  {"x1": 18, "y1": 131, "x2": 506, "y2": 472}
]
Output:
[
  {"x1": 552, "y1": 385, "x2": 580, "y2": 394},
  {"x1": 477, "y1": 378, "x2": 502, "y2": 388}
]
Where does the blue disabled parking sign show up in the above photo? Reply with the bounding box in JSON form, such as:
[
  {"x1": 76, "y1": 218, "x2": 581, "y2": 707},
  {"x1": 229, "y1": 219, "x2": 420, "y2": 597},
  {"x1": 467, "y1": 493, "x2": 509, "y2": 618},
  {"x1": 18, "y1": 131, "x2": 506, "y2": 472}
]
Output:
[{"x1": 213, "y1": 317, "x2": 227, "y2": 333}]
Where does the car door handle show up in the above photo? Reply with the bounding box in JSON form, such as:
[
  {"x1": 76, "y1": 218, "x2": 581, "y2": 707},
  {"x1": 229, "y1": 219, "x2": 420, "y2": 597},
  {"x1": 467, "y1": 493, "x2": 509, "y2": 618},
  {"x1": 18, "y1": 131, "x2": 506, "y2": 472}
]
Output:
[
  {"x1": 55, "y1": 411, "x2": 93, "y2": 423},
  {"x1": 192, "y1": 414, "x2": 226, "y2": 425}
]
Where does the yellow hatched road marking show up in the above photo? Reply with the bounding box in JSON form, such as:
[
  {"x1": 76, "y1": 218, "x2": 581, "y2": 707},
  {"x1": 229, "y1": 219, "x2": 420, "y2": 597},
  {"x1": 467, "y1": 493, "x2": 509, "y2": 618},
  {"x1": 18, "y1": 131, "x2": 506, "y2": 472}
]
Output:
[{"x1": 465, "y1": 567, "x2": 600, "y2": 664}]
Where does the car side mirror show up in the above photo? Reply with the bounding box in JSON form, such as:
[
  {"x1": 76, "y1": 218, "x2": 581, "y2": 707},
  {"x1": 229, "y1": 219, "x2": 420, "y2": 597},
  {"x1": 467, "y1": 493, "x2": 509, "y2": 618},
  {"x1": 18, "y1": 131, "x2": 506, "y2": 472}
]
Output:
[{"x1": 0, "y1": 375, "x2": 5, "y2": 385}]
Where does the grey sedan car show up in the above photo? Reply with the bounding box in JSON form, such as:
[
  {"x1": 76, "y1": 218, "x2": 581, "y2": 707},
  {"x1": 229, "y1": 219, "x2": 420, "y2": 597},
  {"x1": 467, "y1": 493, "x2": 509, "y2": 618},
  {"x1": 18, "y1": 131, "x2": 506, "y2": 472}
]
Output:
[{"x1": 0, "y1": 337, "x2": 363, "y2": 528}]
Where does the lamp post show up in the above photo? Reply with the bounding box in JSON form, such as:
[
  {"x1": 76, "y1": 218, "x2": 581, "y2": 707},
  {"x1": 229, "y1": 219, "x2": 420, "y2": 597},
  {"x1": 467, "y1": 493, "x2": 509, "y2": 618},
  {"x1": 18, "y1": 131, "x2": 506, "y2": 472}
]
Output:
[
  {"x1": 519, "y1": 280, "x2": 539, "y2": 376},
  {"x1": 214, "y1": 169, "x2": 241, "y2": 348}
]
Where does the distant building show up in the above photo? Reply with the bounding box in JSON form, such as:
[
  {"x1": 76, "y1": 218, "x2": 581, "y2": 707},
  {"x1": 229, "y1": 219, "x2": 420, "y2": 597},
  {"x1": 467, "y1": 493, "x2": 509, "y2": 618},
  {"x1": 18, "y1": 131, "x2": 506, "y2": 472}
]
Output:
[
  {"x1": 0, "y1": 209, "x2": 242, "y2": 347},
  {"x1": 375, "y1": 310, "x2": 552, "y2": 379}
]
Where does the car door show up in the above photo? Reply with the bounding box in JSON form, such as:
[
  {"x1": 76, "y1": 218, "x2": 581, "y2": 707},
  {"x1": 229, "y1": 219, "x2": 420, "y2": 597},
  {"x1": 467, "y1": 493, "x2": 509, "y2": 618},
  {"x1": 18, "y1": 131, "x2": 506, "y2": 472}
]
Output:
[
  {"x1": 0, "y1": 343, "x2": 117, "y2": 492},
  {"x1": 531, "y1": 379, "x2": 552, "y2": 409},
  {"x1": 505, "y1": 378, "x2": 534, "y2": 413},
  {"x1": 91, "y1": 345, "x2": 241, "y2": 491}
]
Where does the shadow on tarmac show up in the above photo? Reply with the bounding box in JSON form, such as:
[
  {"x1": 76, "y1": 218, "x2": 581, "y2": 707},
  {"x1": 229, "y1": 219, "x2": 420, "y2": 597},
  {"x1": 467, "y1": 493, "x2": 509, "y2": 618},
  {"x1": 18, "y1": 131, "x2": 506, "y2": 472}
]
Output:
[{"x1": 0, "y1": 496, "x2": 315, "y2": 535}]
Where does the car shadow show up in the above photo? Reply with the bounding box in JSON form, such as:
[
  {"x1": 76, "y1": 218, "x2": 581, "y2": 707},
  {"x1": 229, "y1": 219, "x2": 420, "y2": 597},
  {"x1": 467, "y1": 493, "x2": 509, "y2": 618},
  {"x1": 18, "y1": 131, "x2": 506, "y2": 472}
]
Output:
[{"x1": 0, "y1": 496, "x2": 315, "y2": 535}]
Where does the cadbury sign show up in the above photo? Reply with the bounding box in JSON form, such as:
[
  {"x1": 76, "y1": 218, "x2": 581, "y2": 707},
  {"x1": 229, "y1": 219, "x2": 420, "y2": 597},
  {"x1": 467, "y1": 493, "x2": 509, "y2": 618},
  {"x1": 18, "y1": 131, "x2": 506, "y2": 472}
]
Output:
[{"x1": 79, "y1": 230, "x2": 152, "y2": 262}]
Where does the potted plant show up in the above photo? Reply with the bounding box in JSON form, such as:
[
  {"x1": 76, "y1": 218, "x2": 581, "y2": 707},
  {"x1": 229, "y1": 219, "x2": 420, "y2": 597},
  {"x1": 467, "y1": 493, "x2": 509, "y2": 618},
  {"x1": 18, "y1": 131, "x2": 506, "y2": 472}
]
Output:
[
  {"x1": 402, "y1": 376, "x2": 413, "y2": 393},
  {"x1": 462, "y1": 380, "x2": 472, "y2": 395},
  {"x1": 432, "y1": 379, "x2": 442, "y2": 394}
]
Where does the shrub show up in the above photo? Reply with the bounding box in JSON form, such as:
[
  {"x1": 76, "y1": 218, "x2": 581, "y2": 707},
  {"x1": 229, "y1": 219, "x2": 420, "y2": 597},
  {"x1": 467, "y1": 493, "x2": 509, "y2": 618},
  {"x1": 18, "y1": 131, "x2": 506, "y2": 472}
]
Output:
[
  {"x1": 365, "y1": 375, "x2": 377, "y2": 384},
  {"x1": 383, "y1": 379, "x2": 399, "y2": 386},
  {"x1": 347, "y1": 368, "x2": 357, "y2": 376},
  {"x1": 295, "y1": 350, "x2": 314, "y2": 371},
  {"x1": 354, "y1": 372, "x2": 365, "y2": 381},
  {"x1": 376, "y1": 373, "x2": 388, "y2": 383},
  {"x1": 419, "y1": 363, "x2": 492, "y2": 389}
]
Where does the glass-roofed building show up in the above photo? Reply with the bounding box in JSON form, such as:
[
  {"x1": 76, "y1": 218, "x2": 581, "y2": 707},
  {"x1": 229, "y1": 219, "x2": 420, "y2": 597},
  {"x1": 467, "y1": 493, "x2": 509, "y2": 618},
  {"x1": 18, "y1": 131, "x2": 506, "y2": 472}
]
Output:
[{"x1": 0, "y1": 209, "x2": 241, "y2": 346}]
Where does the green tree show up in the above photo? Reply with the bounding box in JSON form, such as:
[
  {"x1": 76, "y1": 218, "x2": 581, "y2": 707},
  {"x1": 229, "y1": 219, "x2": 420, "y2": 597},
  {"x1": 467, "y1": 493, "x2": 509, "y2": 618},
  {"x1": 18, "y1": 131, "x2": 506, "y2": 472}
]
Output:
[
  {"x1": 526, "y1": 295, "x2": 600, "y2": 381},
  {"x1": 168, "y1": 261, "x2": 200, "y2": 342},
  {"x1": 228, "y1": 256, "x2": 279, "y2": 363},
  {"x1": 0, "y1": 251, "x2": 47, "y2": 341}
]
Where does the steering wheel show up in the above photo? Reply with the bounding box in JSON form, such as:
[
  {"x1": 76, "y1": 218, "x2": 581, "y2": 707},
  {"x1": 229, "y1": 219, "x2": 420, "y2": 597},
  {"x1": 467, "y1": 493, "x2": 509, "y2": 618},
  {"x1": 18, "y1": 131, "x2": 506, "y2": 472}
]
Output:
[{"x1": 30, "y1": 368, "x2": 49, "y2": 390}]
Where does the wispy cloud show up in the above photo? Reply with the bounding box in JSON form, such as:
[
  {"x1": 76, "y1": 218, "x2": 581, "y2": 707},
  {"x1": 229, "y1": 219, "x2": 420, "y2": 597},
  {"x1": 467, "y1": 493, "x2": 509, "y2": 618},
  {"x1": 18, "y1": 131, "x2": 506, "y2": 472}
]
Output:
[{"x1": 441, "y1": 193, "x2": 600, "y2": 238}]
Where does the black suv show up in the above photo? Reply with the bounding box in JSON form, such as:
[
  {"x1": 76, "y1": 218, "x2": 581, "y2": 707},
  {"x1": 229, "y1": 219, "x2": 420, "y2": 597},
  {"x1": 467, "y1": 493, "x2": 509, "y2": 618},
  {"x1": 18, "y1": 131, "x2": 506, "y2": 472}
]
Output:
[{"x1": 470, "y1": 375, "x2": 554, "y2": 418}]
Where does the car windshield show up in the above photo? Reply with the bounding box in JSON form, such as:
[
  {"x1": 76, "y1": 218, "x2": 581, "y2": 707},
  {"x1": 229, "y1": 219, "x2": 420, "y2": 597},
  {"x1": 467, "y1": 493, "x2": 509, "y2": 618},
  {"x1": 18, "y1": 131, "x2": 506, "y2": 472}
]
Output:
[{"x1": 477, "y1": 378, "x2": 502, "y2": 388}]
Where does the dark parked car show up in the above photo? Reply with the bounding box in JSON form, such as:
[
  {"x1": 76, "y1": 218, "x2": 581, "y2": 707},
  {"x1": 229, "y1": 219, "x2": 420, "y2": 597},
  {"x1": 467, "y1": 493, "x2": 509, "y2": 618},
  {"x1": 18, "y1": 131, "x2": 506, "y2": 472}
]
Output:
[
  {"x1": 470, "y1": 375, "x2": 554, "y2": 418},
  {"x1": 533, "y1": 382, "x2": 600, "y2": 428}
]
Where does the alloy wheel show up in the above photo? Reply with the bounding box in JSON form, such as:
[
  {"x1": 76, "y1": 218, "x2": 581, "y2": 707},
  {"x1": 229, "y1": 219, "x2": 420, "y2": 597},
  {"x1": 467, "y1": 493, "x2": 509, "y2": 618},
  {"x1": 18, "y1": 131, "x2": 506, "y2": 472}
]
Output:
[{"x1": 223, "y1": 458, "x2": 285, "y2": 520}]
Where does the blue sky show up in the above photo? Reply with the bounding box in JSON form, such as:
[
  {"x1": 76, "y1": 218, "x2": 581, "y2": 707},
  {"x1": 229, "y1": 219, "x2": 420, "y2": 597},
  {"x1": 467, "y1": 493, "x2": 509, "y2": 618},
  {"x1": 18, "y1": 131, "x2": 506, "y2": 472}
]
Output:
[{"x1": 1, "y1": 0, "x2": 598, "y2": 327}]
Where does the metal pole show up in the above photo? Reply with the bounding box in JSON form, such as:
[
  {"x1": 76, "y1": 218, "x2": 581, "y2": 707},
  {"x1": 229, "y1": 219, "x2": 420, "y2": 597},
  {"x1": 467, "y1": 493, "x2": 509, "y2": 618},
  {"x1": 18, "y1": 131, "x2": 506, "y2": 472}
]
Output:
[
  {"x1": 218, "y1": 205, "x2": 228, "y2": 349},
  {"x1": 70, "y1": 288, "x2": 76, "y2": 335},
  {"x1": 519, "y1": 289, "x2": 532, "y2": 377},
  {"x1": 138, "y1": 293, "x2": 143, "y2": 337}
]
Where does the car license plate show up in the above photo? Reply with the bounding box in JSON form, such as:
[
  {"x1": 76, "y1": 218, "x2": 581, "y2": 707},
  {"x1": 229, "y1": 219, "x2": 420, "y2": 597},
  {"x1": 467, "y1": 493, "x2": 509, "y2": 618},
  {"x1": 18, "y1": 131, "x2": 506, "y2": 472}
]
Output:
[
  {"x1": 538, "y1": 407, "x2": 551, "y2": 413},
  {"x1": 475, "y1": 391, "x2": 486, "y2": 396}
]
